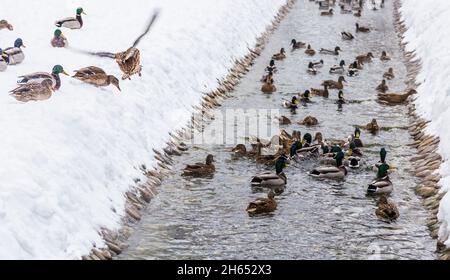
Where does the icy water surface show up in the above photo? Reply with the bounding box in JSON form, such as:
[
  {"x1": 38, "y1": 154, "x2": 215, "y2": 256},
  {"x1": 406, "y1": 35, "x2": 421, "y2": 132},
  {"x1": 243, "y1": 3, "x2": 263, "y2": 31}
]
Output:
[{"x1": 120, "y1": 0, "x2": 436, "y2": 259}]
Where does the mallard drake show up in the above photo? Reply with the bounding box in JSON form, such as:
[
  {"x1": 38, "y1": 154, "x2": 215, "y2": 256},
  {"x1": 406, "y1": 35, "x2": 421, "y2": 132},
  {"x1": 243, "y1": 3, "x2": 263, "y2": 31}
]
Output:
[
  {"x1": 272, "y1": 48, "x2": 286, "y2": 60},
  {"x1": 311, "y1": 85, "x2": 329, "y2": 97},
  {"x1": 307, "y1": 62, "x2": 318, "y2": 75},
  {"x1": 380, "y1": 51, "x2": 391, "y2": 61},
  {"x1": 305, "y1": 45, "x2": 316, "y2": 56},
  {"x1": 321, "y1": 76, "x2": 346, "y2": 90},
  {"x1": 376, "y1": 79, "x2": 389, "y2": 93},
  {"x1": 10, "y1": 79, "x2": 54, "y2": 102},
  {"x1": 0, "y1": 49, "x2": 8, "y2": 72},
  {"x1": 356, "y1": 52, "x2": 374, "y2": 64},
  {"x1": 291, "y1": 39, "x2": 306, "y2": 49},
  {"x1": 51, "y1": 29, "x2": 68, "y2": 48},
  {"x1": 0, "y1": 19, "x2": 13, "y2": 31},
  {"x1": 251, "y1": 155, "x2": 288, "y2": 187},
  {"x1": 182, "y1": 154, "x2": 215, "y2": 177},
  {"x1": 231, "y1": 144, "x2": 247, "y2": 156},
  {"x1": 282, "y1": 96, "x2": 299, "y2": 109},
  {"x1": 261, "y1": 82, "x2": 276, "y2": 93},
  {"x1": 246, "y1": 191, "x2": 277, "y2": 215},
  {"x1": 55, "y1": 7, "x2": 86, "y2": 29},
  {"x1": 367, "y1": 176, "x2": 393, "y2": 194},
  {"x1": 312, "y1": 59, "x2": 324, "y2": 68},
  {"x1": 299, "y1": 90, "x2": 312, "y2": 103},
  {"x1": 355, "y1": 23, "x2": 370, "y2": 33},
  {"x1": 73, "y1": 66, "x2": 121, "y2": 91},
  {"x1": 319, "y1": 46, "x2": 341, "y2": 55},
  {"x1": 17, "y1": 65, "x2": 69, "y2": 91},
  {"x1": 309, "y1": 151, "x2": 348, "y2": 179},
  {"x1": 298, "y1": 116, "x2": 318, "y2": 126},
  {"x1": 349, "y1": 60, "x2": 363, "y2": 70},
  {"x1": 3, "y1": 38, "x2": 25, "y2": 65},
  {"x1": 353, "y1": 127, "x2": 363, "y2": 147},
  {"x1": 321, "y1": 9, "x2": 334, "y2": 16},
  {"x1": 329, "y1": 60, "x2": 346, "y2": 74},
  {"x1": 383, "y1": 67, "x2": 395, "y2": 80},
  {"x1": 354, "y1": 9, "x2": 362, "y2": 17},
  {"x1": 277, "y1": 116, "x2": 291, "y2": 125},
  {"x1": 341, "y1": 31, "x2": 354, "y2": 40},
  {"x1": 376, "y1": 196, "x2": 399, "y2": 221},
  {"x1": 377, "y1": 89, "x2": 417, "y2": 105},
  {"x1": 265, "y1": 60, "x2": 277, "y2": 73}
]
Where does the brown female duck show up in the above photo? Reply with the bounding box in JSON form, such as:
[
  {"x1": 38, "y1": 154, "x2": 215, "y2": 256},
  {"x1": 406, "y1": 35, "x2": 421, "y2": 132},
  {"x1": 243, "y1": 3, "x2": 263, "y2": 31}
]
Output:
[
  {"x1": 361, "y1": 118, "x2": 379, "y2": 133},
  {"x1": 383, "y1": 67, "x2": 395, "y2": 80},
  {"x1": 246, "y1": 191, "x2": 277, "y2": 215},
  {"x1": 277, "y1": 116, "x2": 292, "y2": 125},
  {"x1": 305, "y1": 45, "x2": 316, "y2": 56},
  {"x1": 0, "y1": 20, "x2": 13, "y2": 31},
  {"x1": 356, "y1": 52, "x2": 374, "y2": 64},
  {"x1": 376, "y1": 79, "x2": 389, "y2": 93},
  {"x1": 298, "y1": 116, "x2": 319, "y2": 126},
  {"x1": 375, "y1": 196, "x2": 399, "y2": 221},
  {"x1": 73, "y1": 66, "x2": 121, "y2": 91},
  {"x1": 272, "y1": 48, "x2": 286, "y2": 60},
  {"x1": 291, "y1": 39, "x2": 306, "y2": 49},
  {"x1": 321, "y1": 76, "x2": 346, "y2": 90},
  {"x1": 310, "y1": 85, "x2": 329, "y2": 98},
  {"x1": 182, "y1": 154, "x2": 215, "y2": 177},
  {"x1": 355, "y1": 23, "x2": 370, "y2": 33},
  {"x1": 321, "y1": 9, "x2": 334, "y2": 16},
  {"x1": 378, "y1": 89, "x2": 417, "y2": 105},
  {"x1": 380, "y1": 51, "x2": 391, "y2": 61},
  {"x1": 261, "y1": 82, "x2": 276, "y2": 93},
  {"x1": 10, "y1": 79, "x2": 54, "y2": 102}
]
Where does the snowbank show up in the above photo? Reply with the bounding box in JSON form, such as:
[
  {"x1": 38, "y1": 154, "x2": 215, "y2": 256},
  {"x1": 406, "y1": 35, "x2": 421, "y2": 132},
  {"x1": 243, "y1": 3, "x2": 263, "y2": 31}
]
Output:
[
  {"x1": 0, "y1": 0, "x2": 286, "y2": 259},
  {"x1": 399, "y1": 0, "x2": 450, "y2": 245}
]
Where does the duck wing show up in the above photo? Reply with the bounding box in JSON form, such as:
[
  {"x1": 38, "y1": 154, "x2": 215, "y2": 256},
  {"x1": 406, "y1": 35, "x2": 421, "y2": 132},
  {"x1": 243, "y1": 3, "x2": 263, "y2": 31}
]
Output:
[
  {"x1": 55, "y1": 17, "x2": 76, "y2": 26},
  {"x1": 131, "y1": 11, "x2": 160, "y2": 48},
  {"x1": 75, "y1": 66, "x2": 106, "y2": 77},
  {"x1": 185, "y1": 163, "x2": 205, "y2": 170},
  {"x1": 17, "y1": 72, "x2": 52, "y2": 84}
]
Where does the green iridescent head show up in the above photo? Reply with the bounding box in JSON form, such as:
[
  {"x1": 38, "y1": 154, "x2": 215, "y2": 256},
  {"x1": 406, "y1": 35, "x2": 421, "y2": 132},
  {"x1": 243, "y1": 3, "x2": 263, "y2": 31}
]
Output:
[
  {"x1": 54, "y1": 29, "x2": 62, "y2": 37},
  {"x1": 52, "y1": 65, "x2": 69, "y2": 76},
  {"x1": 76, "y1": 7, "x2": 85, "y2": 15}
]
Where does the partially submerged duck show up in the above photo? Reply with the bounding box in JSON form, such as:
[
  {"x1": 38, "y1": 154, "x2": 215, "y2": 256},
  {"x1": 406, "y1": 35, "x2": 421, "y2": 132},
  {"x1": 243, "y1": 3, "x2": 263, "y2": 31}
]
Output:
[
  {"x1": 322, "y1": 76, "x2": 346, "y2": 90},
  {"x1": 55, "y1": 7, "x2": 86, "y2": 29},
  {"x1": 272, "y1": 48, "x2": 286, "y2": 60},
  {"x1": 17, "y1": 65, "x2": 69, "y2": 91},
  {"x1": 329, "y1": 60, "x2": 346, "y2": 74},
  {"x1": 356, "y1": 23, "x2": 370, "y2": 33},
  {"x1": 376, "y1": 196, "x2": 399, "y2": 221},
  {"x1": 73, "y1": 66, "x2": 121, "y2": 91},
  {"x1": 0, "y1": 19, "x2": 13, "y2": 31},
  {"x1": 376, "y1": 79, "x2": 389, "y2": 93},
  {"x1": 291, "y1": 39, "x2": 306, "y2": 49},
  {"x1": 341, "y1": 31, "x2": 354, "y2": 40},
  {"x1": 305, "y1": 45, "x2": 316, "y2": 56},
  {"x1": 319, "y1": 46, "x2": 341, "y2": 55},
  {"x1": 380, "y1": 51, "x2": 391, "y2": 61},
  {"x1": 231, "y1": 144, "x2": 247, "y2": 156},
  {"x1": 378, "y1": 89, "x2": 416, "y2": 105},
  {"x1": 182, "y1": 154, "x2": 215, "y2": 177},
  {"x1": 353, "y1": 127, "x2": 363, "y2": 147},
  {"x1": 298, "y1": 116, "x2": 318, "y2": 126},
  {"x1": 10, "y1": 79, "x2": 54, "y2": 102},
  {"x1": 311, "y1": 85, "x2": 329, "y2": 98},
  {"x1": 3, "y1": 38, "x2": 26, "y2": 65},
  {"x1": 383, "y1": 67, "x2": 395, "y2": 80},
  {"x1": 299, "y1": 90, "x2": 312, "y2": 103},
  {"x1": 246, "y1": 191, "x2": 277, "y2": 215}
]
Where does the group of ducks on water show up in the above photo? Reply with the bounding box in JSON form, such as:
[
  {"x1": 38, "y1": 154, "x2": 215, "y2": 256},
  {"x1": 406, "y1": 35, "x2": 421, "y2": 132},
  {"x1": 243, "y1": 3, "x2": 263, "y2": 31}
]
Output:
[
  {"x1": 1, "y1": 8, "x2": 160, "y2": 102},
  {"x1": 181, "y1": 0, "x2": 403, "y2": 221}
]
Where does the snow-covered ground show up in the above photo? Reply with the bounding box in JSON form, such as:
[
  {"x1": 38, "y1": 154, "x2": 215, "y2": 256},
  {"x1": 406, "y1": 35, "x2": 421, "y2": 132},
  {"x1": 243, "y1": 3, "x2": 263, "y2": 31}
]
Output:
[
  {"x1": 400, "y1": 0, "x2": 450, "y2": 246},
  {"x1": 0, "y1": 0, "x2": 285, "y2": 259}
]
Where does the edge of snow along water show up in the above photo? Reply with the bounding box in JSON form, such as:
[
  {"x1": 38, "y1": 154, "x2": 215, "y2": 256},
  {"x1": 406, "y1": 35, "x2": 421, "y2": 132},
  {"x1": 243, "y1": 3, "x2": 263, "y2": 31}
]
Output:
[{"x1": 0, "y1": 0, "x2": 288, "y2": 259}]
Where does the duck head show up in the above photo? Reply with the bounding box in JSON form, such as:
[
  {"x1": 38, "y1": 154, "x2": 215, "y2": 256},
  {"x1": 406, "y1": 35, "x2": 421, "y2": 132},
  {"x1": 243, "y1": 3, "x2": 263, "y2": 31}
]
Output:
[
  {"x1": 54, "y1": 29, "x2": 65, "y2": 39},
  {"x1": 328, "y1": 8, "x2": 334, "y2": 14},
  {"x1": 338, "y1": 76, "x2": 346, "y2": 83},
  {"x1": 52, "y1": 65, "x2": 69, "y2": 76},
  {"x1": 269, "y1": 59, "x2": 275, "y2": 66},
  {"x1": 367, "y1": 52, "x2": 374, "y2": 58},
  {"x1": 381, "y1": 79, "x2": 386, "y2": 85},
  {"x1": 388, "y1": 67, "x2": 393, "y2": 73},
  {"x1": 381, "y1": 51, "x2": 387, "y2": 56},
  {"x1": 76, "y1": 7, "x2": 86, "y2": 15},
  {"x1": 354, "y1": 127, "x2": 361, "y2": 139},
  {"x1": 268, "y1": 190, "x2": 276, "y2": 199},
  {"x1": 280, "y1": 48, "x2": 285, "y2": 54},
  {"x1": 307, "y1": 44, "x2": 312, "y2": 49},
  {"x1": 335, "y1": 46, "x2": 341, "y2": 53},
  {"x1": 291, "y1": 39, "x2": 297, "y2": 45},
  {"x1": 320, "y1": 59, "x2": 324, "y2": 64},
  {"x1": 380, "y1": 147, "x2": 387, "y2": 163},
  {"x1": 339, "y1": 60, "x2": 345, "y2": 67},
  {"x1": 355, "y1": 23, "x2": 360, "y2": 29},
  {"x1": 205, "y1": 154, "x2": 214, "y2": 165},
  {"x1": 371, "y1": 118, "x2": 378, "y2": 126},
  {"x1": 291, "y1": 96, "x2": 299, "y2": 104},
  {"x1": 303, "y1": 133, "x2": 312, "y2": 145},
  {"x1": 304, "y1": 90, "x2": 310, "y2": 98},
  {"x1": 108, "y1": 75, "x2": 121, "y2": 91},
  {"x1": 14, "y1": 38, "x2": 25, "y2": 48},
  {"x1": 314, "y1": 132, "x2": 323, "y2": 143}
]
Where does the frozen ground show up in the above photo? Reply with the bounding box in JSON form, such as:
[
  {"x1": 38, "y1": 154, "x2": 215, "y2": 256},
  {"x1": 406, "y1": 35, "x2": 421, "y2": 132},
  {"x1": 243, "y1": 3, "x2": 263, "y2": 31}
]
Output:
[
  {"x1": 0, "y1": 0, "x2": 285, "y2": 259},
  {"x1": 400, "y1": 0, "x2": 450, "y2": 246}
]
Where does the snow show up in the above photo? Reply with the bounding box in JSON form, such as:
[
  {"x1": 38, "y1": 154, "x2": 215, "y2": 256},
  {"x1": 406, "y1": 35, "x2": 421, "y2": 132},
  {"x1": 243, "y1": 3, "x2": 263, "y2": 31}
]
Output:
[
  {"x1": 0, "y1": 0, "x2": 285, "y2": 259},
  {"x1": 399, "y1": 0, "x2": 450, "y2": 245}
]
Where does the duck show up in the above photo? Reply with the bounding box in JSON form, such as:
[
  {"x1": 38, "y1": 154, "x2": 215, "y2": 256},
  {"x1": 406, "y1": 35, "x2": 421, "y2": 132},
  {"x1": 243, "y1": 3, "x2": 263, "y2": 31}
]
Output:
[
  {"x1": 182, "y1": 154, "x2": 215, "y2": 177},
  {"x1": 260, "y1": 71, "x2": 274, "y2": 83},
  {"x1": 305, "y1": 45, "x2": 316, "y2": 56},
  {"x1": 367, "y1": 176, "x2": 393, "y2": 194},
  {"x1": 340, "y1": 5, "x2": 353, "y2": 14},
  {"x1": 55, "y1": 7, "x2": 86, "y2": 29},
  {"x1": 341, "y1": 31, "x2": 354, "y2": 40},
  {"x1": 51, "y1": 29, "x2": 68, "y2": 48},
  {"x1": 307, "y1": 62, "x2": 318, "y2": 75},
  {"x1": 251, "y1": 155, "x2": 288, "y2": 187},
  {"x1": 337, "y1": 90, "x2": 346, "y2": 104},
  {"x1": 10, "y1": 79, "x2": 54, "y2": 102},
  {"x1": 17, "y1": 65, "x2": 69, "y2": 91},
  {"x1": 277, "y1": 116, "x2": 292, "y2": 125},
  {"x1": 377, "y1": 89, "x2": 417, "y2": 105},
  {"x1": 272, "y1": 48, "x2": 286, "y2": 60},
  {"x1": 362, "y1": 118, "x2": 379, "y2": 133},
  {"x1": 356, "y1": 52, "x2": 374, "y2": 64},
  {"x1": 376, "y1": 196, "x2": 399, "y2": 221},
  {"x1": 319, "y1": 46, "x2": 341, "y2": 55},
  {"x1": 298, "y1": 116, "x2": 318, "y2": 126},
  {"x1": 311, "y1": 85, "x2": 329, "y2": 98},
  {"x1": 0, "y1": 49, "x2": 8, "y2": 72},
  {"x1": 329, "y1": 60, "x2": 346, "y2": 74},
  {"x1": 355, "y1": 23, "x2": 370, "y2": 33},
  {"x1": 3, "y1": 38, "x2": 25, "y2": 65},
  {"x1": 291, "y1": 39, "x2": 306, "y2": 49},
  {"x1": 321, "y1": 76, "x2": 346, "y2": 90},
  {"x1": 309, "y1": 151, "x2": 348, "y2": 179},
  {"x1": 321, "y1": 8, "x2": 334, "y2": 16},
  {"x1": 0, "y1": 19, "x2": 13, "y2": 31},
  {"x1": 352, "y1": 127, "x2": 364, "y2": 147},
  {"x1": 376, "y1": 79, "x2": 389, "y2": 93},
  {"x1": 383, "y1": 67, "x2": 395, "y2": 80},
  {"x1": 299, "y1": 90, "x2": 312, "y2": 103},
  {"x1": 312, "y1": 59, "x2": 324, "y2": 68},
  {"x1": 261, "y1": 82, "x2": 276, "y2": 93},
  {"x1": 380, "y1": 51, "x2": 391, "y2": 61},
  {"x1": 72, "y1": 66, "x2": 121, "y2": 91},
  {"x1": 354, "y1": 9, "x2": 362, "y2": 17},
  {"x1": 282, "y1": 96, "x2": 299, "y2": 109},
  {"x1": 246, "y1": 191, "x2": 277, "y2": 215},
  {"x1": 231, "y1": 144, "x2": 247, "y2": 156},
  {"x1": 265, "y1": 60, "x2": 277, "y2": 73}
]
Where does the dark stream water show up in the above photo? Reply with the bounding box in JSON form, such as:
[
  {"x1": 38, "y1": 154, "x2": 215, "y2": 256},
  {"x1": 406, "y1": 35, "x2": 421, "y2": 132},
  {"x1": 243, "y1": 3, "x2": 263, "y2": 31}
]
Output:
[{"x1": 119, "y1": 0, "x2": 436, "y2": 259}]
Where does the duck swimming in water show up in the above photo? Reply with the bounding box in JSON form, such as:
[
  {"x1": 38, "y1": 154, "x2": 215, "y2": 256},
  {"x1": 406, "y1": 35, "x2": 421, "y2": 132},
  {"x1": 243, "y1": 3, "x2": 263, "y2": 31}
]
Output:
[
  {"x1": 312, "y1": 59, "x2": 324, "y2": 68},
  {"x1": 320, "y1": 46, "x2": 341, "y2": 55},
  {"x1": 246, "y1": 190, "x2": 277, "y2": 215},
  {"x1": 356, "y1": 52, "x2": 374, "y2": 64},
  {"x1": 3, "y1": 38, "x2": 25, "y2": 65},
  {"x1": 51, "y1": 29, "x2": 68, "y2": 48},
  {"x1": 341, "y1": 31, "x2": 354, "y2": 40},
  {"x1": 376, "y1": 196, "x2": 399, "y2": 221},
  {"x1": 251, "y1": 155, "x2": 288, "y2": 187},
  {"x1": 0, "y1": 20, "x2": 13, "y2": 31},
  {"x1": 272, "y1": 48, "x2": 286, "y2": 60},
  {"x1": 329, "y1": 60, "x2": 346, "y2": 74},
  {"x1": 299, "y1": 90, "x2": 312, "y2": 103},
  {"x1": 307, "y1": 62, "x2": 318, "y2": 75},
  {"x1": 321, "y1": 8, "x2": 334, "y2": 16},
  {"x1": 55, "y1": 7, "x2": 86, "y2": 29},
  {"x1": 383, "y1": 67, "x2": 395, "y2": 80},
  {"x1": 265, "y1": 60, "x2": 277, "y2": 73},
  {"x1": 355, "y1": 23, "x2": 370, "y2": 33},
  {"x1": 17, "y1": 65, "x2": 69, "y2": 91},
  {"x1": 362, "y1": 118, "x2": 379, "y2": 134},
  {"x1": 73, "y1": 66, "x2": 121, "y2": 91},
  {"x1": 182, "y1": 154, "x2": 215, "y2": 177},
  {"x1": 305, "y1": 45, "x2": 316, "y2": 56},
  {"x1": 298, "y1": 116, "x2": 318, "y2": 126},
  {"x1": 322, "y1": 76, "x2": 346, "y2": 90},
  {"x1": 311, "y1": 85, "x2": 329, "y2": 98},
  {"x1": 309, "y1": 150, "x2": 348, "y2": 179},
  {"x1": 353, "y1": 127, "x2": 363, "y2": 147},
  {"x1": 378, "y1": 89, "x2": 417, "y2": 105},
  {"x1": 282, "y1": 96, "x2": 299, "y2": 109},
  {"x1": 376, "y1": 79, "x2": 389, "y2": 93},
  {"x1": 380, "y1": 51, "x2": 391, "y2": 61},
  {"x1": 291, "y1": 39, "x2": 306, "y2": 50},
  {"x1": 10, "y1": 79, "x2": 54, "y2": 102}
]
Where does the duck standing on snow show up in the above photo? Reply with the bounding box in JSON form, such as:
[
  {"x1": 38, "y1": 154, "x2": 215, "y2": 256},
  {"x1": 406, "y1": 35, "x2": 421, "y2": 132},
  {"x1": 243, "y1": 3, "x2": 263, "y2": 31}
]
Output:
[
  {"x1": 182, "y1": 154, "x2": 215, "y2": 177},
  {"x1": 73, "y1": 66, "x2": 121, "y2": 91},
  {"x1": 0, "y1": 49, "x2": 8, "y2": 72},
  {"x1": 10, "y1": 79, "x2": 54, "y2": 102},
  {"x1": 3, "y1": 38, "x2": 26, "y2": 65},
  {"x1": 17, "y1": 65, "x2": 69, "y2": 91},
  {"x1": 376, "y1": 196, "x2": 399, "y2": 221},
  {"x1": 51, "y1": 29, "x2": 68, "y2": 48},
  {"x1": 246, "y1": 190, "x2": 277, "y2": 215},
  {"x1": 72, "y1": 11, "x2": 159, "y2": 80},
  {"x1": 55, "y1": 7, "x2": 86, "y2": 29},
  {"x1": 0, "y1": 19, "x2": 13, "y2": 31}
]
